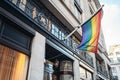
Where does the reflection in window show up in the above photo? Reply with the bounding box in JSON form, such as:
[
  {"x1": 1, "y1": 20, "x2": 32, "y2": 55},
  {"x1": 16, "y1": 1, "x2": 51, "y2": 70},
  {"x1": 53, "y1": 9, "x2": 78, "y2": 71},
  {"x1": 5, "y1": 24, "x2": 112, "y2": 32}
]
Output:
[{"x1": 0, "y1": 44, "x2": 29, "y2": 80}]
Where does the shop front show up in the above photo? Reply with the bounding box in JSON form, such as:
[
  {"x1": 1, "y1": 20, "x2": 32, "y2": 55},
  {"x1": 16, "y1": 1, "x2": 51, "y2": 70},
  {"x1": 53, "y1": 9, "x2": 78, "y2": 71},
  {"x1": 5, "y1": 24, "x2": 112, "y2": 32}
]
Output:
[
  {"x1": 0, "y1": 15, "x2": 34, "y2": 80},
  {"x1": 44, "y1": 42, "x2": 74, "y2": 80}
]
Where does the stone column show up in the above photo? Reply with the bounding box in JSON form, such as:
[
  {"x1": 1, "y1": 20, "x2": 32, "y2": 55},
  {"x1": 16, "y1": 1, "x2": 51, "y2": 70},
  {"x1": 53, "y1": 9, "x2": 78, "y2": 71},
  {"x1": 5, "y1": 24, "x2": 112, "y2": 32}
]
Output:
[
  {"x1": 28, "y1": 32, "x2": 46, "y2": 80},
  {"x1": 74, "y1": 59, "x2": 80, "y2": 80}
]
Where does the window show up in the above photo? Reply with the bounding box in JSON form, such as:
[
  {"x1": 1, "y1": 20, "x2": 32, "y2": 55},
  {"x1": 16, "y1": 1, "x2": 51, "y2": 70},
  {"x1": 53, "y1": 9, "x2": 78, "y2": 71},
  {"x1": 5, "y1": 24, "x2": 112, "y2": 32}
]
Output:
[
  {"x1": 116, "y1": 51, "x2": 120, "y2": 56},
  {"x1": 51, "y1": 24, "x2": 59, "y2": 38},
  {"x1": 87, "y1": 71, "x2": 92, "y2": 80},
  {"x1": 110, "y1": 58, "x2": 114, "y2": 63},
  {"x1": 11, "y1": 0, "x2": 27, "y2": 11},
  {"x1": 89, "y1": 6, "x2": 94, "y2": 14},
  {"x1": 60, "y1": 61, "x2": 73, "y2": 72},
  {"x1": 0, "y1": 44, "x2": 29, "y2": 80},
  {"x1": 60, "y1": 75, "x2": 73, "y2": 80},
  {"x1": 117, "y1": 57, "x2": 120, "y2": 63},
  {"x1": 66, "y1": 37, "x2": 72, "y2": 47},
  {"x1": 79, "y1": 66, "x2": 93, "y2": 80},
  {"x1": 80, "y1": 67, "x2": 86, "y2": 78},
  {"x1": 112, "y1": 67, "x2": 117, "y2": 73}
]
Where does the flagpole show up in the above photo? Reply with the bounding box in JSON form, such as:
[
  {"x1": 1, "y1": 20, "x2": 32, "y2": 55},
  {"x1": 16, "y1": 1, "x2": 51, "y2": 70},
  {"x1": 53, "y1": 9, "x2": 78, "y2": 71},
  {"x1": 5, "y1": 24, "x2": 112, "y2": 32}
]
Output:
[
  {"x1": 64, "y1": 5, "x2": 104, "y2": 40},
  {"x1": 64, "y1": 26, "x2": 80, "y2": 40}
]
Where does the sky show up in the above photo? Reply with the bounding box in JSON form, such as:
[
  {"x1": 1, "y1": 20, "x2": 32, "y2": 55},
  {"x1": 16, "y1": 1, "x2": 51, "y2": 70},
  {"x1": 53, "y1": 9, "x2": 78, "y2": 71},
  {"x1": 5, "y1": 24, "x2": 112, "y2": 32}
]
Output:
[{"x1": 99, "y1": 0, "x2": 120, "y2": 52}]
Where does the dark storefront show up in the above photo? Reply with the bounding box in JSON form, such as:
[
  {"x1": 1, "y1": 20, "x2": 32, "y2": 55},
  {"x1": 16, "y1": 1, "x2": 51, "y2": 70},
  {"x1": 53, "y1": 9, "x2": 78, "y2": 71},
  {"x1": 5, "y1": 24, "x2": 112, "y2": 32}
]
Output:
[{"x1": 44, "y1": 41, "x2": 74, "y2": 80}]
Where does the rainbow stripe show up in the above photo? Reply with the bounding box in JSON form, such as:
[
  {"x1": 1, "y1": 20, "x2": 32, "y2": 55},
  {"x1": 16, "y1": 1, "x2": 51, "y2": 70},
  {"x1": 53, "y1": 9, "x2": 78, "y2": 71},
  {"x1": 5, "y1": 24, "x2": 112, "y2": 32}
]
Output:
[{"x1": 78, "y1": 9, "x2": 102, "y2": 53}]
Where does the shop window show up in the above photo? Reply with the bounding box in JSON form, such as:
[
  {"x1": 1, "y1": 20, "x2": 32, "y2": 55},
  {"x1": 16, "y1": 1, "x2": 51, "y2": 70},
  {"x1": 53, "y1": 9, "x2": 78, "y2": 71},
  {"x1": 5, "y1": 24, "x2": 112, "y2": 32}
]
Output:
[
  {"x1": 80, "y1": 66, "x2": 93, "y2": 80},
  {"x1": 0, "y1": 44, "x2": 29, "y2": 80},
  {"x1": 60, "y1": 61, "x2": 73, "y2": 72},
  {"x1": 44, "y1": 61, "x2": 54, "y2": 80},
  {"x1": 60, "y1": 74, "x2": 73, "y2": 80}
]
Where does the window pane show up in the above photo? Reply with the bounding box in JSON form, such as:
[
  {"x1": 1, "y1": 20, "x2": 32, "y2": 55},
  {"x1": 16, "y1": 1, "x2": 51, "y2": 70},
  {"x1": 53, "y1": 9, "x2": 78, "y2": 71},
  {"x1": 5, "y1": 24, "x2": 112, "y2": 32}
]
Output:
[
  {"x1": 87, "y1": 71, "x2": 92, "y2": 80},
  {"x1": 117, "y1": 57, "x2": 120, "y2": 63},
  {"x1": 11, "y1": 0, "x2": 18, "y2": 5},
  {"x1": 0, "y1": 44, "x2": 29, "y2": 80},
  {"x1": 19, "y1": 0, "x2": 27, "y2": 11},
  {"x1": 51, "y1": 24, "x2": 59, "y2": 38},
  {"x1": 60, "y1": 74, "x2": 73, "y2": 80},
  {"x1": 112, "y1": 67, "x2": 117, "y2": 73},
  {"x1": 116, "y1": 52, "x2": 120, "y2": 55},
  {"x1": 110, "y1": 58, "x2": 114, "y2": 63},
  {"x1": 80, "y1": 67, "x2": 86, "y2": 78}
]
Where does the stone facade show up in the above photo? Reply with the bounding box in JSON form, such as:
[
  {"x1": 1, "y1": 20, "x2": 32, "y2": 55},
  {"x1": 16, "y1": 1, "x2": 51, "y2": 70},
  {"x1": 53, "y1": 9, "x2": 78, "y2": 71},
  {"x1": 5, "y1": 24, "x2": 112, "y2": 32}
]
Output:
[{"x1": 0, "y1": 0, "x2": 112, "y2": 80}]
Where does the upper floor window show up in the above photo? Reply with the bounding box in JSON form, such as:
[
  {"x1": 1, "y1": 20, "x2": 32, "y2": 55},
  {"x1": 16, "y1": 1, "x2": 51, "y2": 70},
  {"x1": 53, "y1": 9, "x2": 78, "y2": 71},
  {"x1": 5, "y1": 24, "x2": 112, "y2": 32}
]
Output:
[
  {"x1": 112, "y1": 67, "x2": 117, "y2": 73},
  {"x1": 88, "y1": 0, "x2": 95, "y2": 15},
  {"x1": 11, "y1": 0, "x2": 27, "y2": 11},
  {"x1": 89, "y1": 6, "x2": 94, "y2": 14},
  {"x1": 117, "y1": 57, "x2": 120, "y2": 63},
  {"x1": 116, "y1": 51, "x2": 120, "y2": 56},
  {"x1": 110, "y1": 58, "x2": 114, "y2": 63},
  {"x1": 51, "y1": 23, "x2": 59, "y2": 38}
]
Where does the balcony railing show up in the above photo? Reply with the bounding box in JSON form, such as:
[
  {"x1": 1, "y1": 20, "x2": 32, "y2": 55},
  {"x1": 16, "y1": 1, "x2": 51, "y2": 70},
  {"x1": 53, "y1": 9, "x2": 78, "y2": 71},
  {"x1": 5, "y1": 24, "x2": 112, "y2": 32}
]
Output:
[{"x1": 8, "y1": 0, "x2": 93, "y2": 67}]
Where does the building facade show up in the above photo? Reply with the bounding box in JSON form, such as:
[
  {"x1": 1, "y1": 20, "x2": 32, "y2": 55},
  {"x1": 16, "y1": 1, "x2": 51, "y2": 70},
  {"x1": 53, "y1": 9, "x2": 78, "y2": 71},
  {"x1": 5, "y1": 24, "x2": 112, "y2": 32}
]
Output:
[
  {"x1": 0, "y1": 0, "x2": 112, "y2": 80},
  {"x1": 109, "y1": 45, "x2": 120, "y2": 80}
]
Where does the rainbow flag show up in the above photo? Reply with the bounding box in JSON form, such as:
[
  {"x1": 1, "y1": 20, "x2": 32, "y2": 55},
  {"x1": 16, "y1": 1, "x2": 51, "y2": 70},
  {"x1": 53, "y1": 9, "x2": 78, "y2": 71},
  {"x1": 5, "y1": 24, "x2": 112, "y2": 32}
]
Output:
[{"x1": 77, "y1": 9, "x2": 102, "y2": 53}]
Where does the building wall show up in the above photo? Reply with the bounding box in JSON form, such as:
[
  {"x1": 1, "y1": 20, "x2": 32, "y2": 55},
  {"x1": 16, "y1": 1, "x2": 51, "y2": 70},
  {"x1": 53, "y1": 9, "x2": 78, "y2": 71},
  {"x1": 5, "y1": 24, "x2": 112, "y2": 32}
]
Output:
[
  {"x1": 0, "y1": 0, "x2": 111, "y2": 80},
  {"x1": 28, "y1": 32, "x2": 45, "y2": 80},
  {"x1": 109, "y1": 45, "x2": 120, "y2": 80}
]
